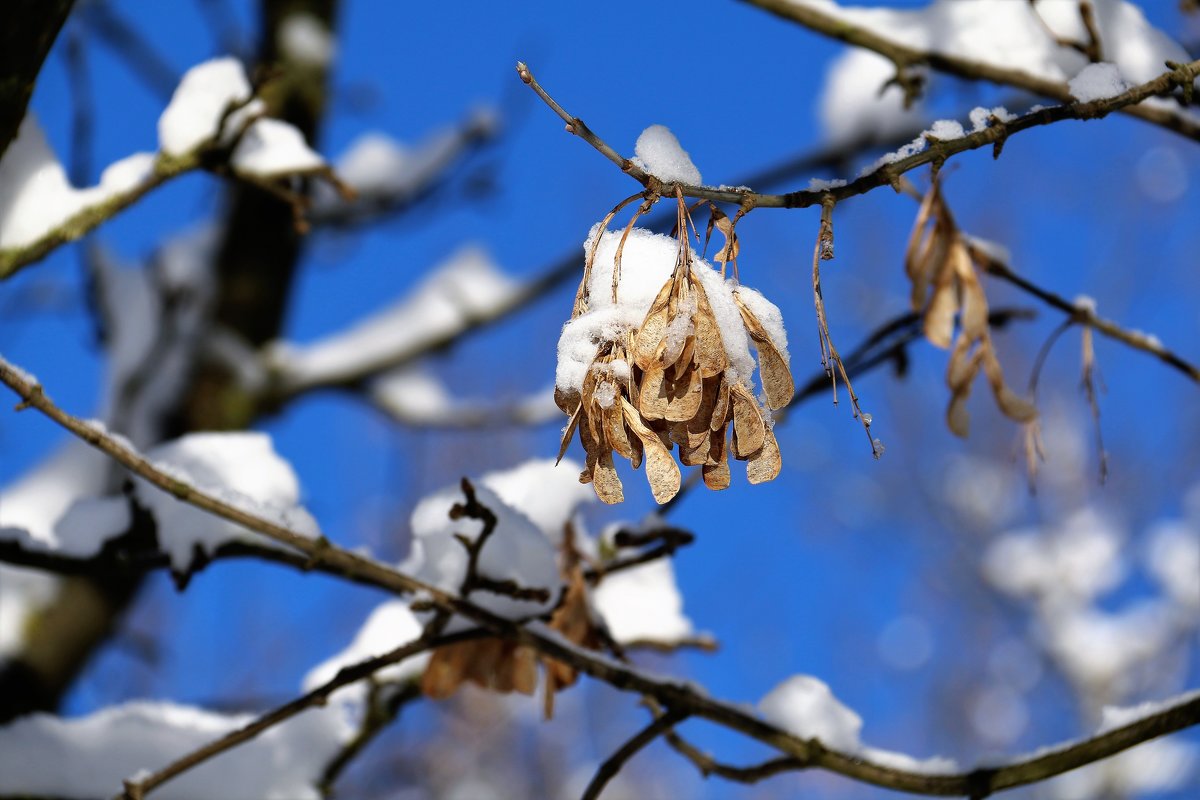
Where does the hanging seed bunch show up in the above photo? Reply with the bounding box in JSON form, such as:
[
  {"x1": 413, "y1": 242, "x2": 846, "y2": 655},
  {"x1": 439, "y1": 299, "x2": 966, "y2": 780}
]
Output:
[
  {"x1": 555, "y1": 199, "x2": 794, "y2": 505},
  {"x1": 905, "y1": 180, "x2": 1037, "y2": 436}
]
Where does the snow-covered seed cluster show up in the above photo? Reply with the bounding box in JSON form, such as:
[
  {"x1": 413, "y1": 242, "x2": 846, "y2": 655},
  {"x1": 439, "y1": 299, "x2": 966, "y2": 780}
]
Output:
[{"x1": 555, "y1": 221, "x2": 794, "y2": 505}]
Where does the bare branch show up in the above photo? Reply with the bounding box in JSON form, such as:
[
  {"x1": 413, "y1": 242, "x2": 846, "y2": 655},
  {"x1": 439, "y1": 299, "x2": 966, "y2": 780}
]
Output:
[
  {"x1": 581, "y1": 708, "x2": 688, "y2": 800},
  {"x1": 970, "y1": 242, "x2": 1200, "y2": 384}
]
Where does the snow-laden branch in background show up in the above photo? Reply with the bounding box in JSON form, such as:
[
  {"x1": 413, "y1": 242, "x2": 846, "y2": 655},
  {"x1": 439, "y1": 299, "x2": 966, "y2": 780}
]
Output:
[
  {"x1": 0, "y1": 700, "x2": 347, "y2": 800},
  {"x1": 311, "y1": 110, "x2": 498, "y2": 227},
  {"x1": 263, "y1": 246, "x2": 526, "y2": 398},
  {"x1": 3, "y1": 356, "x2": 1200, "y2": 799},
  {"x1": 370, "y1": 367, "x2": 560, "y2": 428},
  {"x1": 0, "y1": 423, "x2": 320, "y2": 578},
  {"x1": 748, "y1": 0, "x2": 1200, "y2": 145},
  {"x1": 0, "y1": 57, "x2": 339, "y2": 280}
]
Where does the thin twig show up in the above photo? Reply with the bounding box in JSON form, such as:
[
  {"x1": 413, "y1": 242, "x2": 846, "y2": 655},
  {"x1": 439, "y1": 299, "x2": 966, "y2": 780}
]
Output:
[
  {"x1": 665, "y1": 730, "x2": 805, "y2": 783},
  {"x1": 318, "y1": 680, "x2": 422, "y2": 796},
  {"x1": 970, "y1": 243, "x2": 1200, "y2": 384},
  {"x1": 811, "y1": 197, "x2": 878, "y2": 457},
  {"x1": 119, "y1": 629, "x2": 486, "y2": 800},
  {"x1": 517, "y1": 59, "x2": 1200, "y2": 211},
  {"x1": 581, "y1": 709, "x2": 688, "y2": 800}
]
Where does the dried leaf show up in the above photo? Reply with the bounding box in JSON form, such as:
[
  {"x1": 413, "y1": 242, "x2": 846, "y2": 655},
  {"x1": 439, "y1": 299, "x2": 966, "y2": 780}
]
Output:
[
  {"x1": 703, "y1": 427, "x2": 731, "y2": 490},
  {"x1": 955, "y1": 246, "x2": 989, "y2": 340},
  {"x1": 711, "y1": 377, "x2": 731, "y2": 431},
  {"x1": 421, "y1": 641, "x2": 472, "y2": 699},
  {"x1": 637, "y1": 366, "x2": 669, "y2": 420},
  {"x1": 708, "y1": 205, "x2": 740, "y2": 263},
  {"x1": 554, "y1": 386, "x2": 580, "y2": 415},
  {"x1": 556, "y1": 404, "x2": 581, "y2": 465},
  {"x1": 592, "y1": 449, "x2": 624, "y2": 504},
  {"x1": 734, "y1": 292, "x2": 794, "y2": 409},
  {"x1": 923, "y1": 273, "x2": 958, "y2": 349},
  {"x1": 746, "y1": 427, "x2": 782, "y2": 484},
  {"x1": 639, "y1": 364, "x2": 703, "y2": 423},
  {"x1": 730, "y1": 384, "x2": 766, "y2": 458},
  {"x1": 633, "y1": 279, "x2": 674, "y2": 369},
  {"x1": 981, "y1": 349, "x2": 1038, "y2": 423},
  {"x1": 603, "y1": 403, "x2": 635, "y2": 461},
  {"x1": 622, "y1": 398, "x2": 681, "y2": 504},
  {"x1": 690, "y1": 278, "x2": 728, "y2": 377}
]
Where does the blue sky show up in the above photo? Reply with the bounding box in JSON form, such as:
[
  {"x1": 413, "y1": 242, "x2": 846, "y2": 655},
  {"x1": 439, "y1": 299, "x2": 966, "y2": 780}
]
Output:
[{"x1": 3, "y1": 1, "x2": 1199, "y2": 797}]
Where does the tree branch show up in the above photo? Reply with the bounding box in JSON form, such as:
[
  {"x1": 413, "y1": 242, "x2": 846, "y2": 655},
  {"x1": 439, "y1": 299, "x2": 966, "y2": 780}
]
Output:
[
  {"x1": 3, "y1": 358, "x2": 1200, "y2": 799},
  {"x1": 0, "y1": 0, "x2": 75, "y2": 162},
  {"x1": 741, "y1": 0, "x2": 1200, "y2": 142},
  {"x1": 969, "y1": 242, "x2": 1200, "y2": 384},
  {"x1": 517, "y1": 59, "x2": 1200, "y2": 210},
  {"x1": 0, "y1": 151, "x2": 203, "y2": 280},
  {"x1": 118, "y1": 629, "x2": 486, "y2": 800},
  {"x1": 581, "y1": 708, "x2": 688, "y2": 800}
]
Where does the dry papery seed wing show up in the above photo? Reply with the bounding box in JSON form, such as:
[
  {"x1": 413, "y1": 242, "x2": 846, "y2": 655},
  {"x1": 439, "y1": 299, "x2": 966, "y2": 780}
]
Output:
[
  {"x1": 733, "y1": 289, "x2": 794, "y2": 410},
  {"x1": 906, "y1": 181, "x2": 1036, "y2": 436}
]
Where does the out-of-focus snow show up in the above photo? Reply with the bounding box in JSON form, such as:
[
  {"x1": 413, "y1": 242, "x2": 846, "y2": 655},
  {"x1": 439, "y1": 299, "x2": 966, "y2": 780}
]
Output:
[
  {"x1": 371, "y1": 366, "x2": 458, "y2": 421},
  {"x1": 278, "y1": 12, "x2": 336, "y2": 66},
  {"x1": 0, "y1": 116, "x2": 155, "y2": 250},
  {"x1": 315, "y1": 113, "x2": 495, "y2": 216},
  {"x1": 95, "y1": 226, "x2": 218, "y2": 446},
  {"x1": 1099, "y1": 690, "x2": 1200, "y2": 734},
  {"x1": 158, "y1": 57, "x2": 262, "y2": 155},
  {"x1": 1044, "y1": 737, "x2": 1197, "y2": 799},
  {"x1": 303, "y1": 601, "x2": 427, "y2": 696},
  {"x1": 591, "y1": 558, "x2": 694, "y2": 646},
  {"x1": 806, "y1": 0, "x2": 1192, "y2": 143},
  {"x1": 134, "y1": 432, "x2": 320, "y2": 571},
  {"x1": 0, "y1": 700, "x2": 347, "y2": 800},
  {"x1": 1068, "y1": 63, "x2": 1129, "y2": 102},
  {"x1": 0, "y1": 443, "x2": 116, "y2": 656},
  {"x1": 820, "y1": 49, "x2": 924, "y2": 145},
  {"x1": 631, "y1": 125, "x2": 702, "y2": 185},
  {"x1": 400, "y1": 459, "x2": 591, "y2": 627},
  {"x1": 758, "y1": 675, "x2": 863, "y2": 752},
  {"x1": 231, "y1": 118, "x2": 325, "y2": 177},
  {"x1": 267, "y1": 246, "x2": 522, "y2": 392},
  {"x1": 1144, "y1": 521, "x2": 1200, "y2": 609},
  {"x1": 983, "y1": 507, "x2": 1124, "y2": 605},
  {"x1": 557, "y1": 226, "x2": 782, "y2": 394}
]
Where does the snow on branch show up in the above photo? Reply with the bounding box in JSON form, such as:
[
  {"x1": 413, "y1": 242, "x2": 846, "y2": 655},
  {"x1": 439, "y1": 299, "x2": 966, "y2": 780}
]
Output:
[
  {"x1": 746, "y1": 0, "x2": 1200, "y2": 142},
  {"x1": 3, "y1": 345, "x2": 1200, "y2": 799},
  {"x1": 0, "y1": 57, "x2": 344, "y2": 281},
  {"x1": 262, "y1": 246, "x2": 526, "y2": 399}
]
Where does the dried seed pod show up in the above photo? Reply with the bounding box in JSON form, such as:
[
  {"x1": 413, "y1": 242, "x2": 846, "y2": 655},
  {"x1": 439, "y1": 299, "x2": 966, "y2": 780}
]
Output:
[
  {"x1": 555, "y1": 220, "x2": 794, "y2": 503},
  {"x1": 734, "y1": 290, "x2": 794, "y2": 410},
  {"x1": 622, "y1": 398, "x2": 681, "y2": 504},
  {"x1": 747, "y1": 427, "x2": 782, "y2": 484},
  {"x1": 906, "y1": 182, "x2": 1038, "y2": 438}
]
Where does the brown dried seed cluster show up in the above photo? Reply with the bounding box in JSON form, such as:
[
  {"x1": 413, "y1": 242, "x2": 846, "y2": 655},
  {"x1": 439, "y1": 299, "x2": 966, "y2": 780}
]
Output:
[
  {"x1": 556, "y1": 243, "x2": 794, "y2": 505},
  {"x1": 906, "y1": 181, "x2": 1037, "y2": 436}
]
